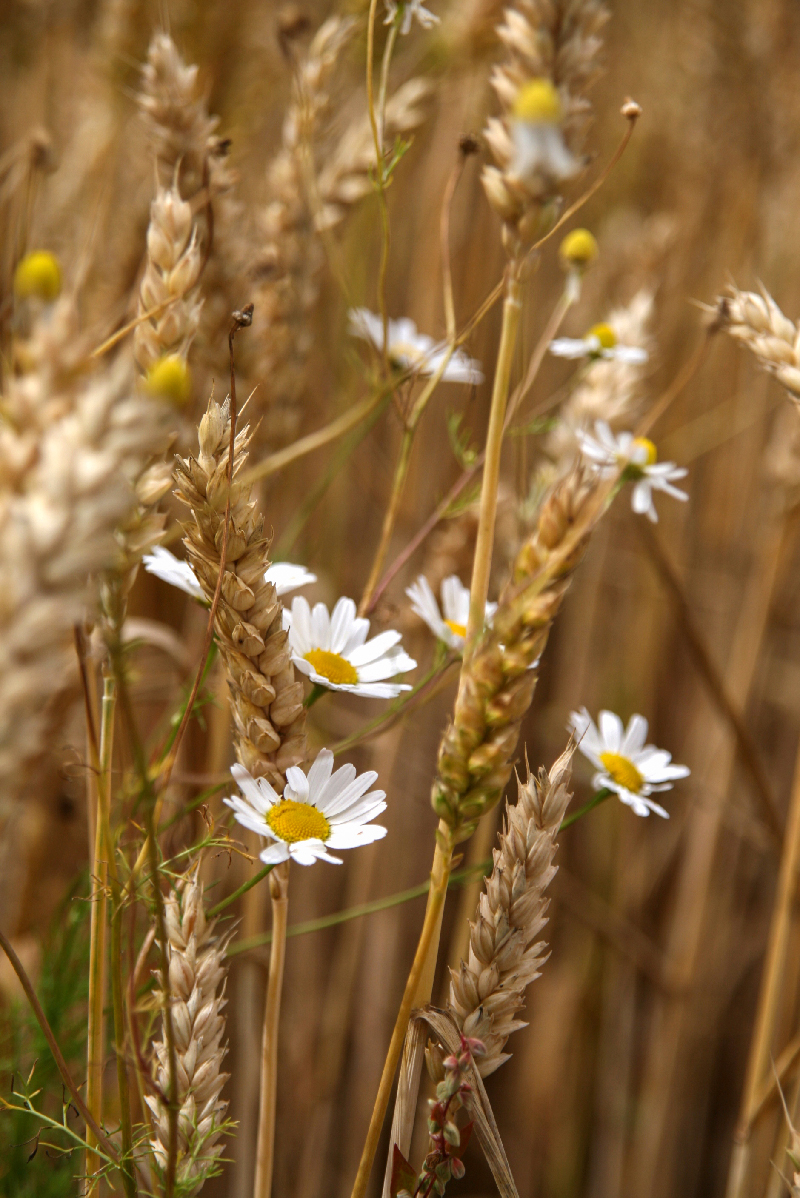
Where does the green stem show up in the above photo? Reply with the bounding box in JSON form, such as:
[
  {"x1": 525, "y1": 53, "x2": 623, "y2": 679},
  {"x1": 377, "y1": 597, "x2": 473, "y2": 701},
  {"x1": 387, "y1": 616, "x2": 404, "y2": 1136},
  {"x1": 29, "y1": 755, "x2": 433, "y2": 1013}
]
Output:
[
  {"x1": 98, "y1": 677, "x2": 136, "y2": 1198},
  {"x1": 464, "y1": 262, "x2": 523, "y2": 651},
  {"x1": 331, "y1": 655, "x2": 453, "y2": 755},
  {"x1": 208, "y1": 864, "x2": 274, "y2": 918},
  {"x1": 359, "y1": 427, "x2": 414, "y2": 613},
  {"x1": 85, "y1": 671, "x2": 114, "y2": 1191},
  {"x1": 560, "y1": 787, "x2": 613, "y2": 830},
  {"x1": 304, "y1": 683, "x2": 328, "y2": 709}
]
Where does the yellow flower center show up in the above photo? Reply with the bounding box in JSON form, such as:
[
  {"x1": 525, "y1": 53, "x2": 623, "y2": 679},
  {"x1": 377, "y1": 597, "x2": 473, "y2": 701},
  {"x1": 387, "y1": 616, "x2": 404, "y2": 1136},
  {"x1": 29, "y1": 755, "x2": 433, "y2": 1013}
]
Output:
[
  {"x1": 267, "y1": 799, "x2": 331, "y2": 844},
  {"x1": 560, "y1": 228, "x2": 599, "y2": 269},
  {"x1": 389, "y1": 341, "x2": 426, "y2": 367},
  {"x1": 144, "y1": 355, "x2": 192, "y2": 406},
  {"x1": 512, "y1": 78, "x2": 562, "y2": 125},
  {"x1": 444, "y1": 619, "x2": 467, "y2": 639},
  {"x1": 631, "y1": 436, "x2": 658, "y2": 466},
  {"x1": 304, "y1": 648, "x2": 359, "y2": 686},
  {"x1": 14, "y1": 250, "x2": 62, "y2": 302},
  {"x1": 587, "y1": 323, "x2": 617, "y2": 350},
  {"x1": 599, "y1": 751, "x2": 644, "y2": 793}
]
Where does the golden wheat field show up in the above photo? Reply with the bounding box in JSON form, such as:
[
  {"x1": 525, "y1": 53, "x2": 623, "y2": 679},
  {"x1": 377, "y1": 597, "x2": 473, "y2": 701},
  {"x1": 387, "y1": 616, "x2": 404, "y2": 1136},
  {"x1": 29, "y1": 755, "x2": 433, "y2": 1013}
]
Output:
[{"x1": 4, "y1": 2, "x2": 800, "y2": 1197}]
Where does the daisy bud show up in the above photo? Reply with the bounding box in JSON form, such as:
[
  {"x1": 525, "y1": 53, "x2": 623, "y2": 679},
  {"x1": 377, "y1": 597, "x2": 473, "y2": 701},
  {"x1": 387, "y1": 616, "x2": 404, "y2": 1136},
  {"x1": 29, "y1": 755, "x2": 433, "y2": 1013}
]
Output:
[
  {"x1": 144, "y1": 354, "x2": 192, "y2": 406},
  {"x1": 559, "y1": 227, "x2": 599, "y2": 272},
  {"x1": 14, "y1": 250, "x2": 62, "y2": 302}
]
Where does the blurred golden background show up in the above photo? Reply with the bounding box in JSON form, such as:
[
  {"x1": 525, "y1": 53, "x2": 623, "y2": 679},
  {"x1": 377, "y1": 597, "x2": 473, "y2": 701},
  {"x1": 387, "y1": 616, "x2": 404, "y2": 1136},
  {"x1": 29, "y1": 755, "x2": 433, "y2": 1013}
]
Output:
[{"x1": 4, "y1": 2, "x2": 800, "y2": 1197}]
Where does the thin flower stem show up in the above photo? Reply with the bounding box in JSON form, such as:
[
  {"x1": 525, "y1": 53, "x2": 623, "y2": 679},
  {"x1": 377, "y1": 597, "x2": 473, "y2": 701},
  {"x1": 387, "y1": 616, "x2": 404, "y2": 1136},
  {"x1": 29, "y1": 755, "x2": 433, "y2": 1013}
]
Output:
[
  {"x1": 377, "y1": 17, "x2": 400, "y2": 146},
  {"x1": 331, "y1": 656, "x2": 455, "y2": 755},
  {"x1": 464, "y1": 262, "x2": 523, "y2": 649},
  {"x1": 360, "y1": 427, "x2": 414, "y2": 614},
  {"x1": 365, "y1": 0, "x2": 391, "y2": 374},
  {"x1": 96, "y1": 675, "x2": 137, "y2": 1198},
  {"x1": 85, "y1": 669, "x2": 114, "y2": 1191},
  {"x1": 559, "y1": 787, "x2": 612, "y2": 830},
  {"x1": 350, "y1": 833, "x2": 454, "y2": 1198},
  {"x1": 304, "y1": 683, "x2": 328, "y2": 709},
  {"x1": 208, "y1": 864, "x2": 275, "y2": 918},
  {"x1": 0, "y1": 927, "x2": 120, "y2": 1165},
  {"x1": 254, "y1": 863, "x2": 290, "y2": 1198}
]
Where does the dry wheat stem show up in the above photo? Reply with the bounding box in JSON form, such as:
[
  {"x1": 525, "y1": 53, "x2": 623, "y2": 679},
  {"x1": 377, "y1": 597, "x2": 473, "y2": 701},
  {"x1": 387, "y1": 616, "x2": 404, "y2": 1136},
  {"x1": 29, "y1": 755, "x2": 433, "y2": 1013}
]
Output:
[{"x1": 446, "y1": 746, "x2": 574, "y2": 1075}]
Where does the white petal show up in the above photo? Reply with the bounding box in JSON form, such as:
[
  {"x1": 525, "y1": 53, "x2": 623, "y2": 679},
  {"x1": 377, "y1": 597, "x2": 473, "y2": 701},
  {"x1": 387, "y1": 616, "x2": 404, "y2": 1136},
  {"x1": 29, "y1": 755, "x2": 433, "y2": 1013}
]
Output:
[
  {"x1": 348, "y1": 629, "x2": 403, "y2": 665},
  {"x1": 598, "y1": 710, "x2": 623, "y2": 753},
  {"x1": 231, "y1": 763, "x2": 277, "y2": 812},
  {"x1": 356, "y1": 650, "x2": 417, "y2": 682},
  {"x1": 328, "y1": 597, "x2": 357, "y2": 652},
  {"x1": 305, "y1": 748, "x2": 335, "y2": 798},
  {"x1": 608, "y1": 345, "x2": 649, "y2": 364},
  {"x1": 550, "y1": 337, "x2": 590, "y2": 359},
  {"x1": 288, "y1": 596, "x2": 313, "y2": 653},
  {"x1": 265, "y1": 562, "x2": 316, "y2": 595},
  {"x1": 311, "y1": 600, "x2": 333, "y2": 650},
  {"x1": 327, "y1": 824, "x2": 387, "y2": 848},
  {"x1": 284, "y1": 765, "x2": 310, "y2": 803},
  {"x1": 621, "y1": 714, "x2": 649, "y2": 756},
  {"x1": 259, "y1": 841, "x2": 290, "y2": 865},
  {"x1": 407, "y1": 576, "x2": 446, "y2": 638},
  {"x1": 322, "y1": 773, "x2": 380, "y2": 819}
]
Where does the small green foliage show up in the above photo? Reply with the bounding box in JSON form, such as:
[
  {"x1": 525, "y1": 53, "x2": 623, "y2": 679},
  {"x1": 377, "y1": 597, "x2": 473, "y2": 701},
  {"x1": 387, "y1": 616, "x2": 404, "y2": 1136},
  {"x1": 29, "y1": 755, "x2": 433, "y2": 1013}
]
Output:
[
  {"x1": 0, "y1": 885, "x2": 91, "y2": 1198},
  {"x1": 446, "y1": 411, "x2": 478, "y2": 468},
  {"x1": 508, "y1": 413, "x2": 560, "y2": 438}
]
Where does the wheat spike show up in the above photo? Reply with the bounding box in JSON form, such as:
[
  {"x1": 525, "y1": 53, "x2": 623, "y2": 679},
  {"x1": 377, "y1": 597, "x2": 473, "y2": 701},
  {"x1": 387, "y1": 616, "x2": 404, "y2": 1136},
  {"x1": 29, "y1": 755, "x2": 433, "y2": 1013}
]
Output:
[
  {"x1": 146, "y1": 869, "x2": 231, "y2": 1195},
  {"x1": 718, "y1": 284, "x2": 800, "y2": 402},
  {"x1": 432, "y1": 469, "x2": 596, "y2": 842},
  {"x1": 0, "y1": 298, "x2": 173, "y2": 805},
  {"x1": 447, "y1": 746, "x2": 574, "y2": 1076},
  {"x1": 482, "y1": 0, "x2": 609, "y2": 240},
  {"x1": 174, "y1": 396, "x2": 306, "y2": 786}
]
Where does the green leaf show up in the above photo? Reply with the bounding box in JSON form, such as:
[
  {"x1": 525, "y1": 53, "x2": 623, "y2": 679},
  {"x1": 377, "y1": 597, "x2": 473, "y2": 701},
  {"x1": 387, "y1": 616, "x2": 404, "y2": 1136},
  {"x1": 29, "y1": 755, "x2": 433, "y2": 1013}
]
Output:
[{"x1": 390, "y1": 1145, "x2": 418, "y2": 1198}]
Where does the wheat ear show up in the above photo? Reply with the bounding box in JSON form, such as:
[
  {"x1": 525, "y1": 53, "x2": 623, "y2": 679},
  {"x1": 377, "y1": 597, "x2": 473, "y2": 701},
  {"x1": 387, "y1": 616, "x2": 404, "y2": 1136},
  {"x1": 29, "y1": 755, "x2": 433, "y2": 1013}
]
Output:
[
  {"x1": 718, "y1": 284, "x2": 800, "y2": 403},
  {"x1": 174, "y1": 396, "x2": 306, "y2": 785},
  {"x1": 445, "y1": 745, "x2": 574, "y2": 1077},
  {"x1": 146, "y1": 869, "x2": 230, "y2": 1195},
  {"x1": 482, "y1": 0, "x2": 609, "y2": 241},
  {"x1": 433, "y1": 470, "x2": 596, "y2": 843}
]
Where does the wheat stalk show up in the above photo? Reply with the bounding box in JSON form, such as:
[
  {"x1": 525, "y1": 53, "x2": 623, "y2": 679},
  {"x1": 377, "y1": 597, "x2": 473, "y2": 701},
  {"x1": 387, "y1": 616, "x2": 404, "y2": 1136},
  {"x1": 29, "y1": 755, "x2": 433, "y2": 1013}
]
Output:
[
  {"x1": 718, "y1": 283, "x2": 800, "y2": 402},
  {"x1": 146, "y1": 868, "x2": 231, "y2": 1195},
  {"x1": 445, "y1": 745, "x2": 573, "y2": 1077},
  {"x1": 174, "y1": 396, "x2": 306, "y2": 786}
]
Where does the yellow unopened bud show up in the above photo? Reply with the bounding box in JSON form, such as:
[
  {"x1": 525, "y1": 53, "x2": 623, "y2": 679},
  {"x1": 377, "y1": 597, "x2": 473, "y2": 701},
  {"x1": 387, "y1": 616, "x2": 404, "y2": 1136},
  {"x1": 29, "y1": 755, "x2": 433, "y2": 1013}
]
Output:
[
  {"x1": 512, "y1": 78, "x2": 562, "y2": 125},
  {"x1": 14, "y1": 250, "x2": 62, "y2": 302},
  {"x1": 559, "y1": 228, "x2": 598, "y2": 269},
  {"x1": 144, "y1": 354, "x2": 191, "y2": 406},
  {"x1": 587, "y1": 323, "x2": 617, "y2": 351}
]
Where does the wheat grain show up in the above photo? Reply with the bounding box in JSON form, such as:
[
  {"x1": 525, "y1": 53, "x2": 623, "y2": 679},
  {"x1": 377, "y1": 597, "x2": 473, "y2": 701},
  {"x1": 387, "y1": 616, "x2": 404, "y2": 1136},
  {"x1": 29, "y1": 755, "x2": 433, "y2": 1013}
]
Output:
[
  {"x1": 146, "y1": 868, "x2": 230, "y2": 1195},
  {"x1": 445, "y1": 746, "x2": 573, "y2": 1076},
  {"x1": 174, "y1": 396, "x2": 306, "y2": 786}
]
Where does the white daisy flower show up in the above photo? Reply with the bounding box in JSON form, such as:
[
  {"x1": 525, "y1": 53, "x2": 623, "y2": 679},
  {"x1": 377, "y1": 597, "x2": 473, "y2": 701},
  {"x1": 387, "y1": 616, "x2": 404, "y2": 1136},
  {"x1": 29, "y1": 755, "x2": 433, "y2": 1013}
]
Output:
[
  {"x1": 224, "y1": 750, "x2": 387, "y2": 867},
  {"x1": 550, "y1": 322, "x2": 649, "y2": 364},
  {"x1": 405, "y1": 575, "x2": 496, "y2": 651},
  {"x1": 143, "y1": 546, "x2": 317, "y2": 599},
  {"x1": 568, "y1": 707, "x2": 690, "y2": 819},
  {"x1": 348, "y1": 308, "x2": 483, "y2": 385},
  {"x1": 284, "y1": 595, "x2": 417, "y2": 699},
  {"x1": 576, "y1": 419, "x2": 689, "y2": 523},
  {"x1": 509, "y1": 78, "x2": 580, "y2": 185},
  {"x1": 384, "y1": 0, "x2": 439, "y2": 34}
]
